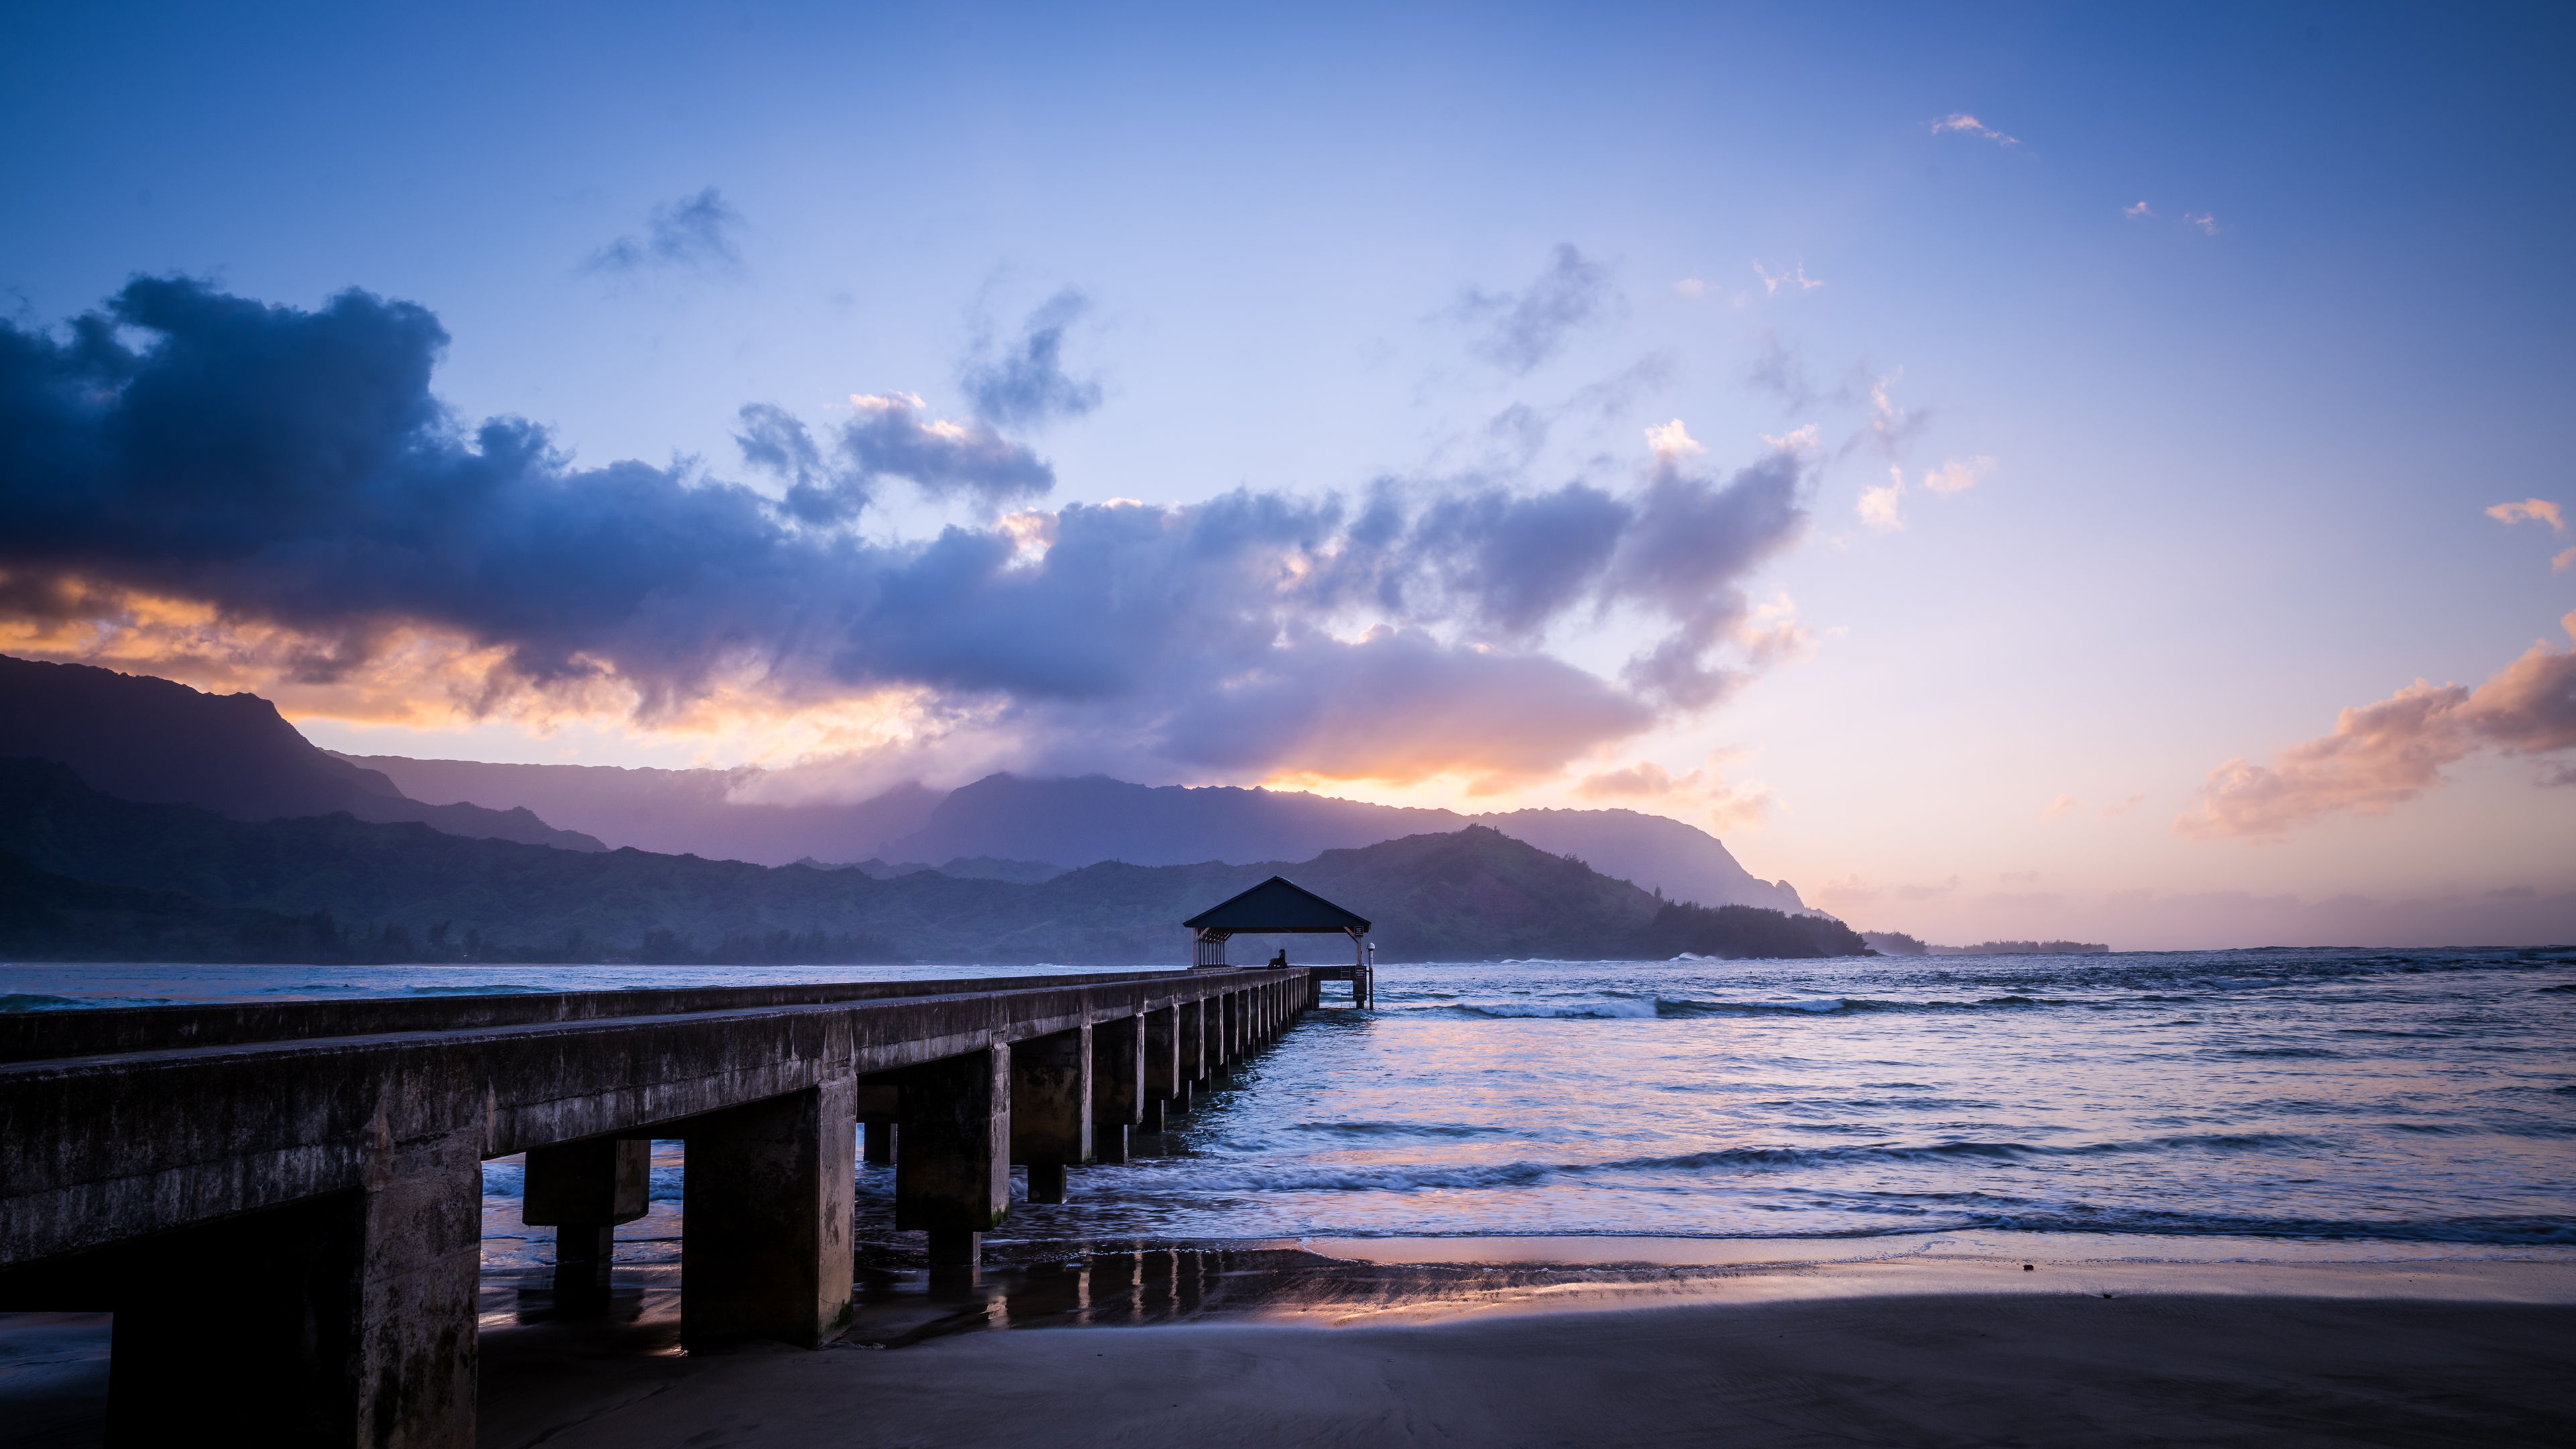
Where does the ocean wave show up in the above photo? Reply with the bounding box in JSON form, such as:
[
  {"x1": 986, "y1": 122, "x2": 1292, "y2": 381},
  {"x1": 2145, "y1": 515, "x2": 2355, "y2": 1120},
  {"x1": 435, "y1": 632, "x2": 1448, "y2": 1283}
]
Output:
[
  {"x1": 1159, "y1": 1132, "x2": 2336, "y2": 1195},
  {"x1": 0, "y1": 992, "x2": 93, "y2": 1012},
  {"x1": 1452, "y1": 998, "x2": 1658, "y2": 1019}
]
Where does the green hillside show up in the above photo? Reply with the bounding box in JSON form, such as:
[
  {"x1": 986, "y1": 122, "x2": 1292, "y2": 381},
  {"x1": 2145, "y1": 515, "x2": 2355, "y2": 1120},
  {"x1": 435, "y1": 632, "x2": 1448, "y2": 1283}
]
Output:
[{"x1": 0, "y1": 759, "x2": 1868, "y2": 964}]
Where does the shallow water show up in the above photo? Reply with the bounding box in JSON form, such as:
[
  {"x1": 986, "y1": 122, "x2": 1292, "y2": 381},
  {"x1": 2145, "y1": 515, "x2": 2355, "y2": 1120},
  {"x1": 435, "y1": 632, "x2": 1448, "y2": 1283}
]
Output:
[{"x1": 10, "y1": 949, "x2": 2573, "y2": 1263}]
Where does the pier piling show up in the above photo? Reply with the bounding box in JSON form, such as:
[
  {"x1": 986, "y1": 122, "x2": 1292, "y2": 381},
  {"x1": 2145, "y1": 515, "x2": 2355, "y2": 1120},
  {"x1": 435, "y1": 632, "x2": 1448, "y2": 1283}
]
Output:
[
  {"x1": 1091, "y1": 1014, "x2": 1142, "y2": 1164},
  {"x1": 678, "y1": 1081, "x2": 856, "y2": 1350},
  {"x1": 1009, "y1": 1025, "x2": 1092, "y2": 1203},
  {"x1": 896, "y1": 1045, "x2": 1012, "y2": 1275}
]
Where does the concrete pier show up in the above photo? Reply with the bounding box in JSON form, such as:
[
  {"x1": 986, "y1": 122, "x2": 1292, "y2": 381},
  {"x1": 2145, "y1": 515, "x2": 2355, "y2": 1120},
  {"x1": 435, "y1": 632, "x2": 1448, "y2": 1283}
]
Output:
[{"x1": 0, "y1": 963, "x2": 1320, "y2": 1447}]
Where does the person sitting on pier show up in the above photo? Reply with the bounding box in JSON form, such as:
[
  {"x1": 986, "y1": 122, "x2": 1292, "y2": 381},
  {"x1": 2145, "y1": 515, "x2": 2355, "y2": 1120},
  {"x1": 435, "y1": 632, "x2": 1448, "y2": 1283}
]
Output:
[{"x1": 1269, "y1": 949, "x2": 1288, "y2": 968}]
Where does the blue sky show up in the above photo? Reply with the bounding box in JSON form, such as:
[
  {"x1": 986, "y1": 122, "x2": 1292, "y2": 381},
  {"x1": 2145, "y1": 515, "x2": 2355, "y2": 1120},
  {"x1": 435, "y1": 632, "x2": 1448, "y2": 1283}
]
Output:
[{"x1": 5, "y1": 1, "x2": 2570, "y2": 945}]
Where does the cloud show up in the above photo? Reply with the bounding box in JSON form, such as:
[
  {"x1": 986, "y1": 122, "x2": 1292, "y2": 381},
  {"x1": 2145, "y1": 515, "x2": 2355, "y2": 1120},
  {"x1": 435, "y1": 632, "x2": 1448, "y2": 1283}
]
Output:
[
  {"x1": 2100, "y1": 792, "x2": 2145, "y2": 818},
  {"x1": 1930, "y1": 113, "x2": 2019, "y2": 146},
  {"x1": 1609, "y1": 438, "x2": 1813, "y2": 708},
  {"x1": 1921, "y1": 455, "x2": 1993, "y2": 496},
  {"x1": 1858, "y1": 468, "x2": 1908, "y2": 532},
  {"x1": 586, "y1": 188, "x2": 744, "y2": 275},
  {"x1": 734, "y1": 403, "x2": 869, "y2": 524},
  {"x1": 839, "y1": 392, "x2": 1054, "y2": 507},
  {"x1": 0, "y1": 278, "x2": 1814, "y2": 788},
  {"x1": 1644, "y1": 419, "x2": 1705, "y2": 459},
  {"x1": 1858, "y1": 451, "x2": 1987, "y2": 531},
  {"x1": 1405, "y1": 482, "x2": 1631, "y2": 638},
  {"x1": 2043, "y1": 793, "x2": 2083, "y2": 819},
  {"x1": 1752, "y1": 261, "x2": 1823, "y2": 296},
  {"x1": 1573, "y1": 757, "x2": 1774, "y2": 833},
  {"x1": 1843, "y1": 369, "x2": 1929, "y2": 460},
  {"x1": 2176, "y1": 613, "x2": 2576, "y2": 838},
  {"x1": 2557, "y1": 546, "x2": 2576, "y2": 573},
  {"x1": 2123, "y1": 201, "x2": 2153, "y2": 219},
  {"x1": 2184, "y1": 212, "x2": 2221, "y2": 235},
  {"x1": 959, "y1": 288, "x2": 1102, "y2": 429},
  {"x1": 1672, "y1": 278, "x2": 1705, "y2": 299},
  {"x1": 1459, "y1": 245, "x2": 1615, "y2": 375},
  {"x1": 2487, "y1": 497, "x2": 2567, "y2": 533}
]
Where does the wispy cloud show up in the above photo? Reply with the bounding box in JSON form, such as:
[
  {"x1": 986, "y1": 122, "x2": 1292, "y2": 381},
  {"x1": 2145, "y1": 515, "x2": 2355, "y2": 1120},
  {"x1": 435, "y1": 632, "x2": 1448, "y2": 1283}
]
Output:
[
  {"x1": 959, "y1": 288, "x2": 1102, "y2": 430},
  {"x1": 2488, "y1": 497, "x2": 2567, "y2": 533},
  {"x1": 2054, "y1": 792, "x2": 2143, "y2": 819},
  {"x1": 1752, "y1": 260, "x2": 1823, "y2": 297},
  {"x1": 1672, "y1": 278, "x2": 1706, "y2": 299},
  {"x1": 841, "y1": 392, "x2": 1055, "y2": 508},
  {"x1": 1930, "y1": 113, "x2": 2019, "y2": 146},
  {"x1": 1859, "y1": 467, "x2": 1908, "y2": 532},
  {"x1": 2123, "y1": 201, "x2": 2154, "y2": 219},
  {"x1": 1842, "y1": 369, "x2": 1929, "y2": 461},
  {"x1": 1921, "y1": 455, "x2": 1994, "y2": 496},
  {"x1": 2183, "y1": 211, "x2": 2221, "y2": 235},
  {"x1": 586, "y1": 187, "x2": 744, "y2": 276},
  {"x1": 2176, "y1": 613, "x2": 2576, "y2": 838},
  {"x1": 1746, "y1": 331, "x2": 1813, "y2": 411},
  {"x1": 1458, "y1": 244, "x2": 1617, "y2": 376},
  {"x1": 1574, "y1": 755, "x2": 1774, "y2": 833}
]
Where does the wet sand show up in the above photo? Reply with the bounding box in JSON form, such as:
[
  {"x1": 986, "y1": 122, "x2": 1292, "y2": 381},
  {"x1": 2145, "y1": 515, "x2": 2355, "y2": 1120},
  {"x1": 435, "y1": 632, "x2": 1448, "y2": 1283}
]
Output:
[
  {"x1": 9, "y1": 1252, "x2": 2570, "y2": 1446},
  {"x1": 475, "y1": 1252, "x2": 2576, "y2": 1448}
]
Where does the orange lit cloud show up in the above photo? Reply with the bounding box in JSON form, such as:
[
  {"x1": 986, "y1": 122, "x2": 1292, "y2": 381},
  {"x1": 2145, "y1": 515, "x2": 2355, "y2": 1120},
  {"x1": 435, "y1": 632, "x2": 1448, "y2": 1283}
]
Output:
[
  {"x1": 2485, "y1": 497, "x2": 2565, "y2": 533},
  {"x1": 1573, "y1": 754, "x2": 1774, "y2": 833},
  {"x1": 2176, "y1": 613, "x2": 2576, "y2": 839}
]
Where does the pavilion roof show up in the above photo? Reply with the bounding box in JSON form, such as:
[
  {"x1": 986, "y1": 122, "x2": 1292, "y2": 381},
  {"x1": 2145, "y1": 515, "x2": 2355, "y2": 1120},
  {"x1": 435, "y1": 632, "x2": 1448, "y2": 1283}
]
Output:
[{"x1": 1181, "y1": 875, "x2": 1371, "y2": 934}]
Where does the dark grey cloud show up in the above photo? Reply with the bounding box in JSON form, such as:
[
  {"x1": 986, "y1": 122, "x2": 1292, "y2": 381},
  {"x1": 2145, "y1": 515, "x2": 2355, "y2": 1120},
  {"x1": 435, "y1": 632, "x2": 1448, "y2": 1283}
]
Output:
[
  {"x1": 961, "y1": 288, "x2": 1102, "y2": 429},
  {"x1": 1459, "y1": 244, "x2": 1615, "y2": 376},
  {"x1": 0, "y1": 279, "x2": 1808, "y2": 777},
  {"x1": 1613, "y1": 449, "x2": 1808, "y2": 707},
  {"x1": 1408, "y1": 482, "x2": 1629, "y2": 638},
  {"x1": 838, "y1": 393, "x2": 1054, "y2": 506},
  {"x1": 734, "y1": 403, "x2": 870, "y2": 524},
  {"x1": 586, "y1": 188, "x2": 743, "y2": 275}
]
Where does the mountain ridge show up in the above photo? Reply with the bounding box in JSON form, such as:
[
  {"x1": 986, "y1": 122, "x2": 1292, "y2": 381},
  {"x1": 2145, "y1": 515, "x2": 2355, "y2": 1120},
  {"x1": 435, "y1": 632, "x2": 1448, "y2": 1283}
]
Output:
[
  {"x1": 0, "y1": 655, "x2": 607, "y2": 851},
  {"x1": 345, "y1": 758, "x2": 1811, "y2": 912},
  {"x1": 0, "y1": 758, "x2": 1866, "y2": 963}
]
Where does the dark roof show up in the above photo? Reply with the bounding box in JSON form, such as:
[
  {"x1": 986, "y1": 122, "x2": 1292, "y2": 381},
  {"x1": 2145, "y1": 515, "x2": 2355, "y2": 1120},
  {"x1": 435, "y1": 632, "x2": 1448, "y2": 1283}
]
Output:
[{"x1": 1183, "y1": 875, "x2": 1371, "y2": 933}]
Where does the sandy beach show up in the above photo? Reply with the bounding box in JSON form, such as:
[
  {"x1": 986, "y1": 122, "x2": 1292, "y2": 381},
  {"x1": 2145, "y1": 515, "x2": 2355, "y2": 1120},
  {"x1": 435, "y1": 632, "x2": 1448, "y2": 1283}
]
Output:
[{"x1": 455, "y1": 1252, "x2": 2576, "y2": 1448}]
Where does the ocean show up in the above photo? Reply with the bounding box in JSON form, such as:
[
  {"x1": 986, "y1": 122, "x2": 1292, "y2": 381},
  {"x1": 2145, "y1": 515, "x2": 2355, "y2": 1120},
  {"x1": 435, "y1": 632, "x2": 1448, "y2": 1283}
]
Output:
[{"x1": 9, "y1": 948, "x2": 2572, "y2": 1270}]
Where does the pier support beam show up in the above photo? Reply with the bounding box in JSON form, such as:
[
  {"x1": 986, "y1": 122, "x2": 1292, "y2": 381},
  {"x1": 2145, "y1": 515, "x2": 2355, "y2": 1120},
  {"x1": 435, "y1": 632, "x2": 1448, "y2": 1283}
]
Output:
[
  {"x1": 856, "y1": 1082, "x2": 900, "y2": 1165},
  {"x1": 97, "y1": 1122, "x2": 483, "y2": 1448},
  {"x1": 897, "y1": 1046, "x2": 1011, "y2": 1273},
  {"x1": 1091, "y1": 1014, "x2": 1142, "y2": 1164},
  {"x1": 1181, "y1": 998, "x2": 1206, "y2": 1087},
  {"x1": 680, "y1": 1080, "x2": 856, "y2": 1351},
  {"x1": 522, "y1": 1135, "x2": 649, "y2": 1315},
  {"x1": 1010, "y1": 1026, "x2": 1091, "y2": 1202},
  {"x1": 1142, "y1": 1005, "x2": 1179, "y2": 1130}
]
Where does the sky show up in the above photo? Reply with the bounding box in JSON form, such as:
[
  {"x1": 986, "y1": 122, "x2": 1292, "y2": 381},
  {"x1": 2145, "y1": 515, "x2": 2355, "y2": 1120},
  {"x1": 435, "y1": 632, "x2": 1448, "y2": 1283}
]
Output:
[{"x1": 3, "y1": 1, "x2": 2571, "y2": 948}]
